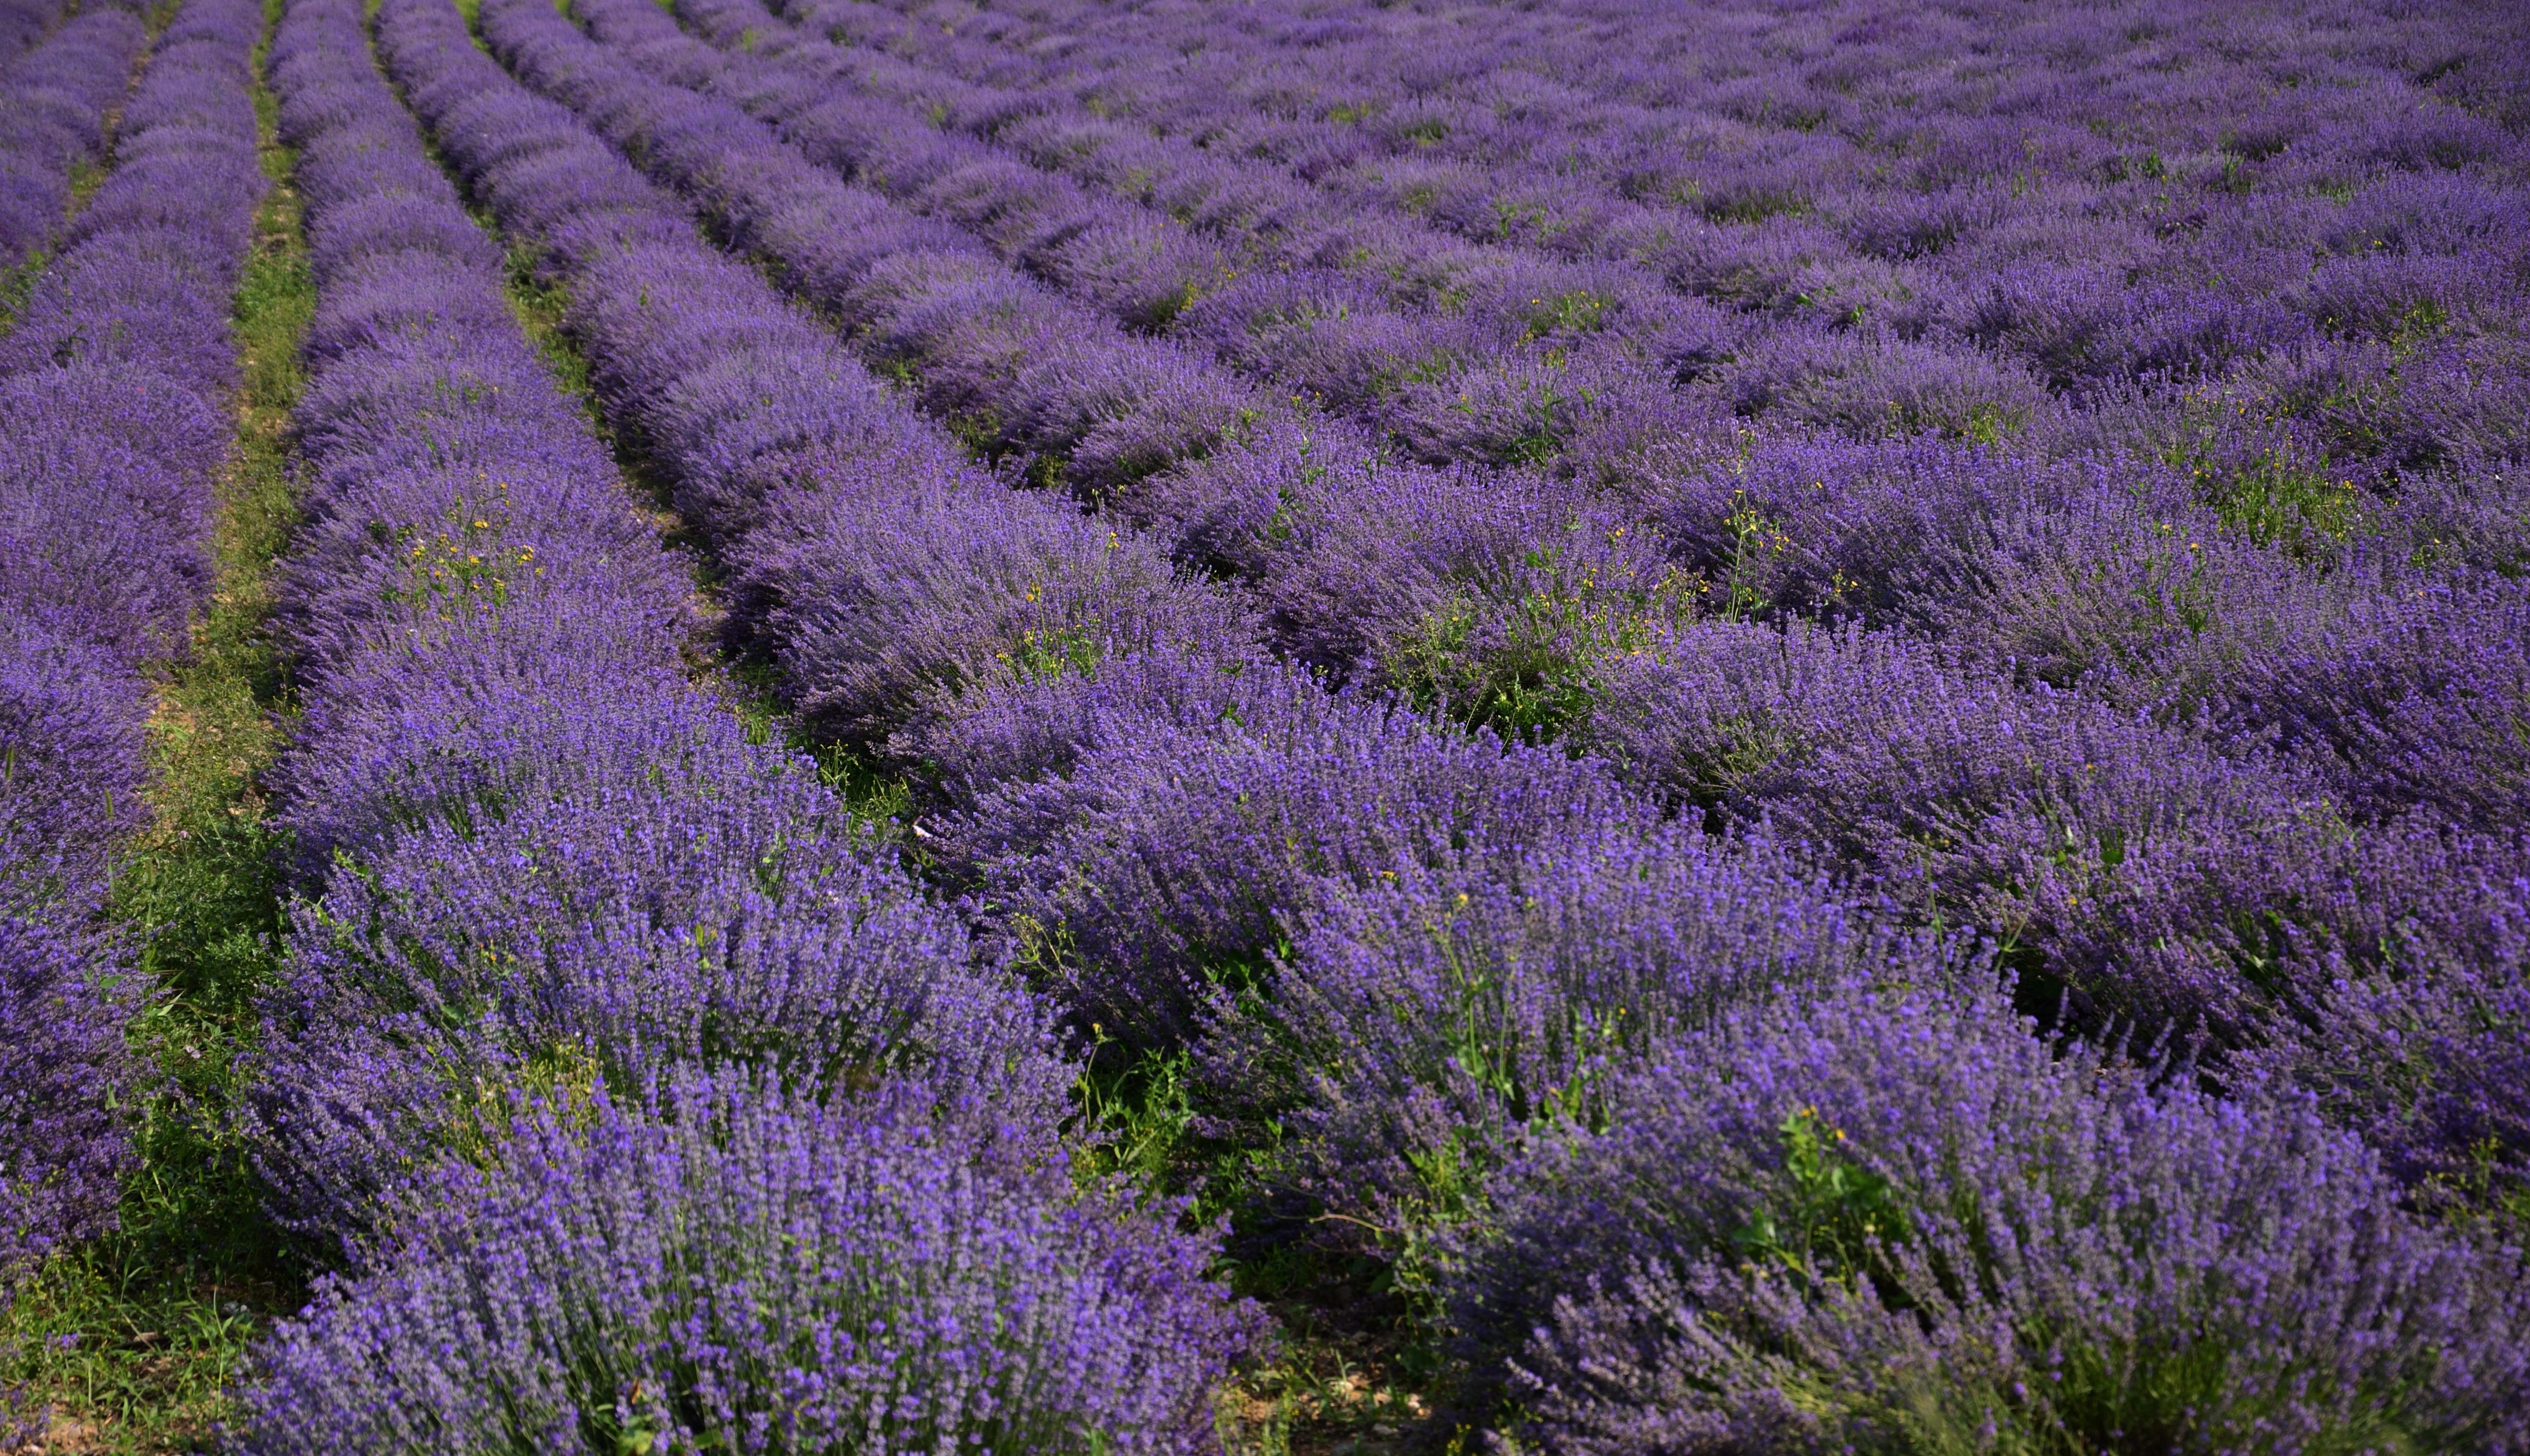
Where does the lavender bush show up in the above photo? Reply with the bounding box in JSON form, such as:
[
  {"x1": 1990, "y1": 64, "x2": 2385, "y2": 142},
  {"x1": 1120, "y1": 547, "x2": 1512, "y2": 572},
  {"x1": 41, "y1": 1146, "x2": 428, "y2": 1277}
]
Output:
[
  {"x1": 0, "y1": 0, "x2": 65, "y2": 64},
  {"x1": 251, "y1": 680, "x2": 1068, "y2": 1248},
  {"x1": 0, "y1": 915, "x2": 134, "y2": 1290},
  {"x1": 1201, "y1": 823, "x2": 1958, "y2": 1244},
  {"x1": 1446, "y1": 975, "x2": 2530, "y2": 1452},
  {"x1": 0, "y1": 614, "x2": 150, "y2": 913},
  {"x1": 0, "y1": 1, "x2": 144, "y2": 262},
  {"x1": 233, "y1": 1074, "x2": 1262, "y2": 1455},
  {"x1": 934, "y1": 650, "x2": 1655, "y2": 1047},
  {"x1": 0, "y1": 0, "x2": 263, "y2": 1308},
  {"x1": 255, "y1": 0, "x2": 1080, "y2": 1275}
]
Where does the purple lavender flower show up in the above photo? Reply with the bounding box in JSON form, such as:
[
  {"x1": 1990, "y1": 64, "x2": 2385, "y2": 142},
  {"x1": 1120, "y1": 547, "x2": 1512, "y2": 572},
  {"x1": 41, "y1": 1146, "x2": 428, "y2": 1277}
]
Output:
[
  {"x1": 0, "y1": 4, "x2": 145, "y2": 261},
  {"x1": 0, "y1": 612, "x2": 151, "y2": 911},
  {"x1": 737, "y1": 470, "x2": 1256, "y2": 748},
  {"x1": 250, "y1": 722, "x2": 1069, "y2": 1251},
  {"x1": 0, "y1": 0, "x2": 263, "y2": 1298}
]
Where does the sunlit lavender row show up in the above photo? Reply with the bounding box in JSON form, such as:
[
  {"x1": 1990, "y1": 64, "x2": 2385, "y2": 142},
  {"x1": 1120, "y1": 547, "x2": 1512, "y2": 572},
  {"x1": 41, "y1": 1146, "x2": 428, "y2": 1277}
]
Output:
[
  {"x1": 2, "y1": 0, "x2": 261, "y2": 1315},
  {"x1": 2, "y1": 0, "x2": 2524, "y2": 1448}
]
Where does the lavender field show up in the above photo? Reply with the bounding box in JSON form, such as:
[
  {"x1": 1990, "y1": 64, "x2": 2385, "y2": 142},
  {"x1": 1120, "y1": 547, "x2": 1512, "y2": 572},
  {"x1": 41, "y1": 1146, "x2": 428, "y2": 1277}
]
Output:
[{"x1": 2, "y1": 0, "x2": 2527, "y2": 1447}]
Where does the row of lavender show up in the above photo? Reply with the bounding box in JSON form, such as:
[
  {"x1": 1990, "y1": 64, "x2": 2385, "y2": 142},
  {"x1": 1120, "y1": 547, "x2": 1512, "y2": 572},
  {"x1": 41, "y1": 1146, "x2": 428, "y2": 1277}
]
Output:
[
  {"x1": 222, "y1": 0, "x2": 2530, "y2": 1449},
  {"x1": 598, "y1": 0, "x2": 1738, "y2": 490},
  {"x1": 0, "y1": 0, "x2": 262, "y2": 1310},
  {"x1": 718, "y1": 0, "x2": 2530, "y2": 609},
  {"x1": 484, "y1": 0, "x2": 1671, "y2": 739},
  {"x1": 686, "y1": 0, "x2": 2530, "y2": 750},
  {"x1": 228, "y1": 0, "x2": 1250, "y2": 1444},
  {"x1": 518, "y1": 0, "x2": 2530, "y2": 820},
  {"x1": 0, "y1": 0, "x2": 144, "y2": 261},
  {"x1": 530, "y1": 0, "x2": 2530, "y2": 1428}
]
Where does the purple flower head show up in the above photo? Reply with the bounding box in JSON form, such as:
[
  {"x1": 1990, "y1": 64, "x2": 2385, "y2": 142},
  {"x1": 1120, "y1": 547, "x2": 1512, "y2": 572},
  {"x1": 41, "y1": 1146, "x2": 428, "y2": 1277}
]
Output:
[
  {"x1": 274, "y1": 608, "x2": 699, "y2": 876},
  {"x1": 0, "y1": 6, "x2": 146, "y2": 260},
  {"x1": 737, "y1": 469, "x2": 1256, "y2": 749},
  {"x1": 0, "y1": 913, "x2": 136, "y2": 1294},
  {"x1": 0, "y1": 363, "x2": 225, "y2": 664},
  {"x1": 0, "y1": 613, "x2": 151, "y2": 911}
]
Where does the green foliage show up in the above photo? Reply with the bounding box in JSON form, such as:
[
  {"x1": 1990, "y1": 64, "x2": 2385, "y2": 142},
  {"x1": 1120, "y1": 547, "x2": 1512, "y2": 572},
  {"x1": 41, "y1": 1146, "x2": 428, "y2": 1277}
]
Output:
[
  {"x1": 1718, "y1": 489, "x2": 1790, "y2": 620},
  {"x1": 1387, "y1": 534, "x2": 1692, "y2": 741},
  {"x1": 1450, "y1": 369, "x2": 1593, "y2": 468},
  {"x1": 1070, "y1": 1030, "x2": 1201, "y2": 1194},
  {"x1": 999, "y1": 610, "x2": 1109, "y2": 684},
  {"x1": 1704, "y1": 186, "x2": 1808, "y2": 224},
  {"x1": 1512, "y1": 289, "x2": 1609, "y2": 343},
  {"x1": 1491, "y1": 200, "x2": 1568, "y2": 246},
  {"x1": 2201, "y1": 445, "x2": 2359, "y2": 550},
  {"x1": 382, "y1": 488, "x2": 545, "y2": 612},
  {"x1": 1730, "y1": 1106, "x2": 1900, "y2": 1285},
  {"x1": 502, "y1": 240, "x2": 596, "y2": 407},
  {"x1": 0, "y1": 251, "x2": 47, "y2": 334}
]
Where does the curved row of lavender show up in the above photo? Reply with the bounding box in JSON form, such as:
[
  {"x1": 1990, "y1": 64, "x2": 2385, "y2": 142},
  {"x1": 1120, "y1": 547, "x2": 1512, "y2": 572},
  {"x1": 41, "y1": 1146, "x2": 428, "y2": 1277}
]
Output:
[
  {"x1": 751, "y1": 0, "x2": 2528, "y2": 637},
  {"x1": 446, "y1": 0, "x2": 1720, "y2": 1080},
  {"x1": 0, "y1": 0, "x2": 262, "y2": 1307},
  {"x1": 0, "y1": 0, "x2": 146, "y2": 262},
  {"x1": 228, "y1": 0, "x2": 1254, "y2": 1444},
  {"x1": 743, "y1": 0, "x2": 2530, "y2": 1244},
  {"x1": 195, "y1": 0, "x2": 2530, "y2": 1446},
  {"x1": 492, "y1": 0, "x2": 2530, "y2": 931},
  {"x1": 568, "y1": 0, "x2": 1793, "y2": 750}
]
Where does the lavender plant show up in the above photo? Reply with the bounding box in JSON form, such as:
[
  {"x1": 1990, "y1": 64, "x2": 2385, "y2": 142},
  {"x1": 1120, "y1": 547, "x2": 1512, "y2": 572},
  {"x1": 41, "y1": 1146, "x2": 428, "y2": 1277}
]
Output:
[
  {"x1": 1446, "y1": 975, "x2": 2530, "y2": 1452},
  {"x1": 0, "y1": 614, "x2": 150, "y2": 912},
  {"x1": 256, "y1": 0, "x2": 1081, "y2": 1280},
  {"x1": 0, "y1": 915, "x2": 134, "y2": 1293},
  {"x1": 934, "y1": 650, "x2": 1656, "y2": 1047},
  {"x1": 1201, "y1": 822, "x2": 1957, "y2": 1247},
  {"x1": 0, "y1": 2, "x2": 145, "y2": 263},
  {"x1": 224, "y1": 0, "x2": 2530, "y2": 1442},
  {"x1": 233, "y1": 1073, "x2": 1263, "y2": 1455},
  {"x1": 0, "y1": 0, "x2": 67, "y2": 65},
  {"x1": 250, "y1": 731, "x2": 1067, "y2": 1251}
]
